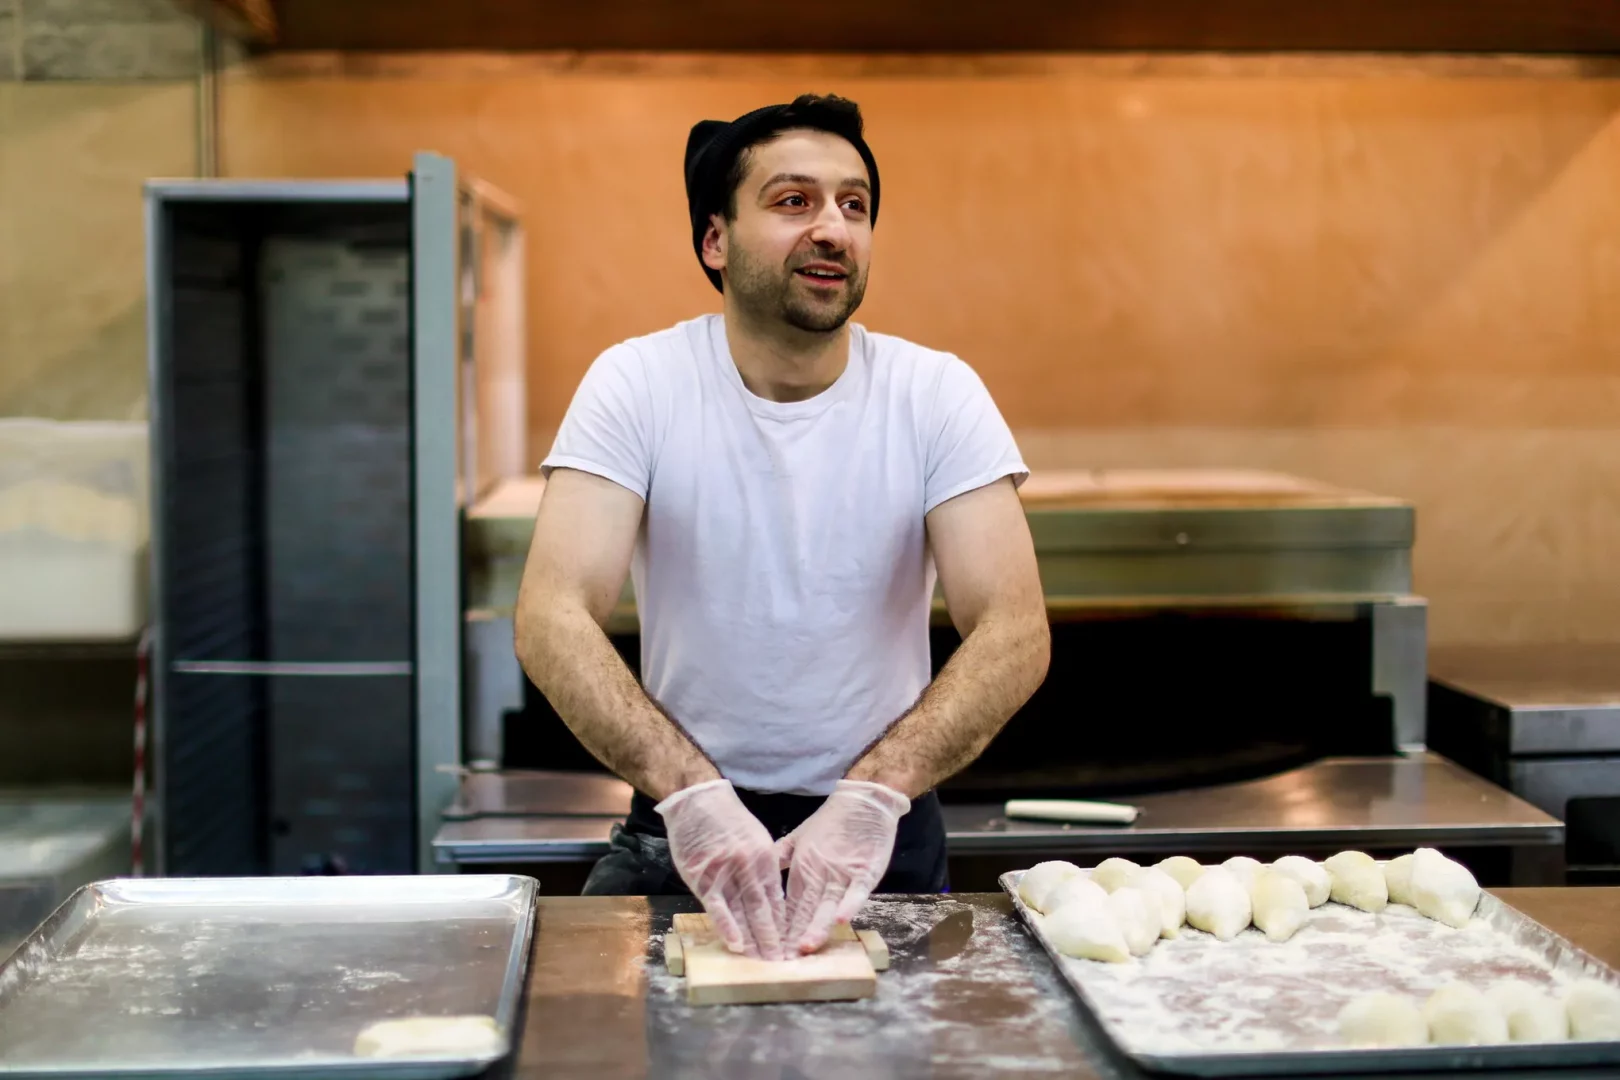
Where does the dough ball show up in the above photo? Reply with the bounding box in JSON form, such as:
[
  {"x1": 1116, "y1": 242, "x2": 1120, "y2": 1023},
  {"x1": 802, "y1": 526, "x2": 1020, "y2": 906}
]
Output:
[
  {"x1": 1108, "y1": 885, "x2": 1161, "y2": 957},
  {"x1": 1270, "y1": 855, "x2": 1331, "y2": 908},
  {"x1": 1250, "y1": 870, "x2": 1309, "y2": 943},
  {"x1": 1019, "y1": 861, "x2": 1082, "y2": 914},
  {"x1": 1337, "y1": 992, "x2": 1427, "y2": 1048},
  {"x1": 1408, "y1": 848, "x2": 1480, "y2": 929},
  {"x1": 1091, "y1": 857, "x2": 1142, "y2": 894},
  {"x1": 354, "y1": 1015, "x2": 504, "y2": 1058},
  {"x1": 1383, "y1": 853, "x2": 1416, "y2": 907},
  {"x1": 1129, "y1": 865, "x2": 1186, "y2": 939},
  {"x1": 1423, "y1": 982, "x2": 1509, "y2": 1046},
  {"x1": 1565, "y1": 979, "x2": 1620, "y2": 1040},
  {"x1": 1044, "y1": 874, "x2": 1110, "y2": 916},
  {"x1": 1323, "y1": 850, "x2": 1388, "y2": 913},
  {"x1": 1185, "y1": 867, "x2": 1252, "y2": 941},
  {"x1": 1485, "y1": 980, "x2": 1568, "y2": 1043},
  {"x1": 1221, "y1": 855, "x2": 1264, "y2": 892},
  {"x1": 1154, "y1": 855, "x2": 1205, "y2": 891},
  {"x1": 1043, "y1": 900, "x2": 1130, "y2": 963}
]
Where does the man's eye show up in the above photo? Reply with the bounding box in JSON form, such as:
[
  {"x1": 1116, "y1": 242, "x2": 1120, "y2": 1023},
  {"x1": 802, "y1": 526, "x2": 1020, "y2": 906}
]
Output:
[
  {"x1": 779, "y1": 195, "x2": 807, "y2": 207},
  {"x1": 843, "y1": 199, "x2": 867, "y2": 213}
]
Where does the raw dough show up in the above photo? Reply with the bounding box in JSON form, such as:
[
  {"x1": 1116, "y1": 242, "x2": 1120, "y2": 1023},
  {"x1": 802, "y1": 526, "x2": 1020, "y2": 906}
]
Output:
[
  {"x1": 1423, "y1": 982, "x2": 1509, "y2": 1046},
  {"x1": 1337, "y1": 992, "x2": 1428, "y2": 1048},
  {"x1": 1323, "y1": 850, "x2": 1388, "y2": 913},
  {"x1": 1408, "y1": 847, "x2": 1480, "y2": 929},
  {"x1": 1221, "y1": 855, "x2": 1264, "y2": 892},
  {"x1": 1270, "y1": 855, "x2": 1331, "y2": 908},
  {"x1": 1107, "y1": 885, "x2": 1160, "y2": 957},
  {"x1": 1184, "y1": 867, "x2": 1252, "y2": 941},
  {"x1": 1091, "y1": 857, "x2": 1142, "y2": 893},
  {"x1": 1154, "y1": 855, "x2": 1205, "y2": 891},
  {"x1": 1383, "y1": 852, "x2": 1416, "y2": 907},
  {"x1": 1565, "y1": 979, "x2": 1620, "y2": 1040},
  {"x1": 353, "y1": 1015, "x2": 504, "y2": 1058},
  {"x1": 1129, "y1": 865, "x2": 1186, "y2": 939},
  {"x1": 1043, "y1": 900, "x2": 1130, "y2": 963},
  {"x1": 1250, "y1": 870, "x2": 1309, "y2": 943},
  {"x1": 1485, "y1": 980, "x2": 1568, "y2": 1043},
  {"x1": 1019, "y1": 861, "x2": 1082, "y2": 914},
  {"x1": 1043, "y1": 874, "x2": 1110, "y2": 915}
]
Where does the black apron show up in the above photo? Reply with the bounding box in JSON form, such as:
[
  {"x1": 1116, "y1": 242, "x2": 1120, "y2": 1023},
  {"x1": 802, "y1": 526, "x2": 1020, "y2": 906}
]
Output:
[{"x1": 581, "y1": 787, "x2": 949, "y2": 896}]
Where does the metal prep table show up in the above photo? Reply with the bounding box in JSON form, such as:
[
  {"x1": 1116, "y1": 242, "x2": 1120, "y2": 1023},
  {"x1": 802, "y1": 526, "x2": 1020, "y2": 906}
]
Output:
[
  {"x1": 1430, "y1": 645, "x2": 1620, "y2": 885},
  {"x1": 433, "y1": 754, "x2": 1563, "y2": 885},
  {"x1": 501, "y1": 887, "x2": 1620, "y2": 1080}
]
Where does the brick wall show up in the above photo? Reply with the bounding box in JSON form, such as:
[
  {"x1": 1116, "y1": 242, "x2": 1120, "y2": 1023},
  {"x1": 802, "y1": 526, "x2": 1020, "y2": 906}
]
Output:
[{"x1": 1, "y1": 0, "x2": 199, "y2": 82}]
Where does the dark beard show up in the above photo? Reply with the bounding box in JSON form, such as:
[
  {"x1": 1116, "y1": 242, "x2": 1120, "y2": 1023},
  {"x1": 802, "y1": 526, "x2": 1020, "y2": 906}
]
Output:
[{"x1": 726, "y1": 239, "x2": 867, "y2": 333}]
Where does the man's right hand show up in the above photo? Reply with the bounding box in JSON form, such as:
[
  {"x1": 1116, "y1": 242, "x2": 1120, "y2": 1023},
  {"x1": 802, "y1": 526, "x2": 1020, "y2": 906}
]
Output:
[{"x1": 655, "y1": 779, "x2": 787, "y2": 960}]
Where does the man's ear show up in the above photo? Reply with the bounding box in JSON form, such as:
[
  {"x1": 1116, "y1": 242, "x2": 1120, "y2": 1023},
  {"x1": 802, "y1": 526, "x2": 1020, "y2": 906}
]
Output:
[{"x1": 700, "y1": 214, "x2": 727, "y2": 274}]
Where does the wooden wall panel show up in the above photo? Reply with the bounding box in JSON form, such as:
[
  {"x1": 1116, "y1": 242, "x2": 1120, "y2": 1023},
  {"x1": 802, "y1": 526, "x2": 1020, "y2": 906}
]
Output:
[{"x1": 220, "y1": 54, "x2": 1620, "y2": 646}]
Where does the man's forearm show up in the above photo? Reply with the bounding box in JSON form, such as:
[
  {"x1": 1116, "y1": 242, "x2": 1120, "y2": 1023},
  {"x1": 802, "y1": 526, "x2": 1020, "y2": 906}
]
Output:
[
  {"x1": 845, "y1": 610, "x2": 1050, "y2": 798},
  {"x1": 515, "y1": 601, "x2": 718, "y2": 801}
]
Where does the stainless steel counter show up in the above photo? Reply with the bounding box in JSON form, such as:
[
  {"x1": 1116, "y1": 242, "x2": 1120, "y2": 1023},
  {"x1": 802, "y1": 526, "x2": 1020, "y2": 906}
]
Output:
[
  {"x1": 435, "y1": 754, "x2": 1561, "y2": 867},
  {"x1": 1431, "y1": 644, "x2": 1620, "y2": 751},
  {"x1": 1429, "y1": 644, "x2": 1620, "y2": 883},
  {"x1": 500, "y1": 888, "x2": 1620, "y2": 1080},
  {"x1": 941, "y1": 753, "x2": 1560, "y2": 856}
]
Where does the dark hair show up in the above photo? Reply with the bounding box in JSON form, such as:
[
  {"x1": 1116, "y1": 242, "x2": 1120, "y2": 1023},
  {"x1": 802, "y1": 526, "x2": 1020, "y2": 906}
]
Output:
[
  {"x1": 720, "y1": 94, "x2": 868, "y2": 220},
  {"x1": 684, "y1": 94, "x2": 881, "y2": 293}
]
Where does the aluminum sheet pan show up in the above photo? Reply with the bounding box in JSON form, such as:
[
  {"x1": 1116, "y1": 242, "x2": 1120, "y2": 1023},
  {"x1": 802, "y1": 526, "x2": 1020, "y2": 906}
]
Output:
[
  {"x1": 1002, "y1": 869, "x2": 1620, "y2": 1076},
  {"x1": 0, "y1": 875, "x2": 536, "y2": 1079}
]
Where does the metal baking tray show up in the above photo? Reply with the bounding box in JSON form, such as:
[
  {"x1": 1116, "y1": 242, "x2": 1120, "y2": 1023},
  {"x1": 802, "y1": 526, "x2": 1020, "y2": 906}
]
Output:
[
  {"x1": 0, "y1": 875, "x2": 537, "y2": 1079},
  {"x1": 1002, "y1": 870, "x2": 1620, "y2": 1076}
]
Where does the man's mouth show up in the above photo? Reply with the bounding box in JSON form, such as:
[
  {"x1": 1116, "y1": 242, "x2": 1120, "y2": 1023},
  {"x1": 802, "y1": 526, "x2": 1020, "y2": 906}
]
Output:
[{"x1": 794, "y1": 266, "x2": 848, "y2": 287}]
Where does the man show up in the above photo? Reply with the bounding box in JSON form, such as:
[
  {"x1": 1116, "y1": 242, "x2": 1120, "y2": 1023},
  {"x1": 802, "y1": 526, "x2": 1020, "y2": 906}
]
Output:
[{"x1": 514, "y1": 93, "x2": 1049, "y2": 962}]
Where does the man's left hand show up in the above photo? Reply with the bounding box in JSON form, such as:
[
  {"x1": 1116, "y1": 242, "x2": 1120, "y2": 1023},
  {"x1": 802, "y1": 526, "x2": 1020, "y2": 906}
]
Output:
[{"x1": 775, "y1": 780, "x2": 911, "y2": 954}]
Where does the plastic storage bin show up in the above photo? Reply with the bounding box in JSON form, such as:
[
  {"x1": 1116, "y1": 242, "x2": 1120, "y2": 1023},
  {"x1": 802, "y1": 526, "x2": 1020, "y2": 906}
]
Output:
[{"x1": 0, "y1": 419, "x2": 149, "y2": 640}]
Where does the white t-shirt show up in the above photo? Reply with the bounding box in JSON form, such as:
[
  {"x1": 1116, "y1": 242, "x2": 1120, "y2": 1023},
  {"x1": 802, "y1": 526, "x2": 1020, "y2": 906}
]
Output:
[{"x1": 542, "y1": 314, "x2": 1027, "y2": 795}]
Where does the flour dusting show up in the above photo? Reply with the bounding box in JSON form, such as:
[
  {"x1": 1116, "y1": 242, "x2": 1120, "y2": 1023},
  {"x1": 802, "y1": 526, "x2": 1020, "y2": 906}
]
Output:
[
  {"x1": 646, "y1": 896, "x2": 1089, "y2": 1075},
  {"x1": 0, "y1": 891, "x2": 527, "y2": 1068},
  {"x1": 1005, "y1": 870, "x2": 1620, "y2": 1059}
]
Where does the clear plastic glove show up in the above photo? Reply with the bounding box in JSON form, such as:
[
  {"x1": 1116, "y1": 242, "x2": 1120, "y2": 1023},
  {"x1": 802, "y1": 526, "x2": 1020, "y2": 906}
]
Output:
[
  {"x1": 655, "y1": 778, "x2": 788, "y2": 960},
  {"x1": 775, "y1": 780, "x2": 911, "y2": 954}
]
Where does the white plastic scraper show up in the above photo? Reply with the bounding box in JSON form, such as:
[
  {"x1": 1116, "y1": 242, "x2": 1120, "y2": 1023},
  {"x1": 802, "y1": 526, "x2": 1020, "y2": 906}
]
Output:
[{"x1": 1004, "y1": 799, "x2": 1141, "y2": 825}]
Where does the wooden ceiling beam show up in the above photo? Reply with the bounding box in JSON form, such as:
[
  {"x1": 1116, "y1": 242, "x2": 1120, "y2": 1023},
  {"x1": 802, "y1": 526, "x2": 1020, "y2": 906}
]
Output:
[
  {"x1": 172, "y1": 0, "x2": 277, "y2": 44},
  {"x1": 265, "y1": 0, "x2": 1620, "y2": 54}
]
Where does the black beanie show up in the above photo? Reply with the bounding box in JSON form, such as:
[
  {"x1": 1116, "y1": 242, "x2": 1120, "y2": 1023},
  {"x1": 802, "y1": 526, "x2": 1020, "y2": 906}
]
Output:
[{"x1": 684, "y1": 95, "x2": 881, "y2": 294}]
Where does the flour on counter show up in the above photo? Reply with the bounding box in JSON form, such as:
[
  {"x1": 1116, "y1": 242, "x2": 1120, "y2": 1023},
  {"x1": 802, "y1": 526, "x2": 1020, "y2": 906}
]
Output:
[{"x1": 646, "y1": 897, "x2": 1088, "y2": 1075}]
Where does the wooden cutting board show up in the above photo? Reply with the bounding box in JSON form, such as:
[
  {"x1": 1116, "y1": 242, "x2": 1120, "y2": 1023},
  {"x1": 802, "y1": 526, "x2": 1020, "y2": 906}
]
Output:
[{"x1": 665, "y1": 913, "x2": 889, "y2": 1006}]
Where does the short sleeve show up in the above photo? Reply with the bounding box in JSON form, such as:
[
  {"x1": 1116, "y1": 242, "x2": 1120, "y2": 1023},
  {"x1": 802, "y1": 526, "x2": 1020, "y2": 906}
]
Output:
[
  {"x1": 923, "y1": 357, "x2": 1028, "y2": 515},
  {"x1": 540, "y1": 345, "x2": 653, "y2": 499}
]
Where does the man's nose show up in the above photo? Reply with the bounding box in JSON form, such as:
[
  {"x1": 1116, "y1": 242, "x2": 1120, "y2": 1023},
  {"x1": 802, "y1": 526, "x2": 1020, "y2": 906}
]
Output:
[{"x1": 806, "y1": 201, "x2": 850, "y2": 249}]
